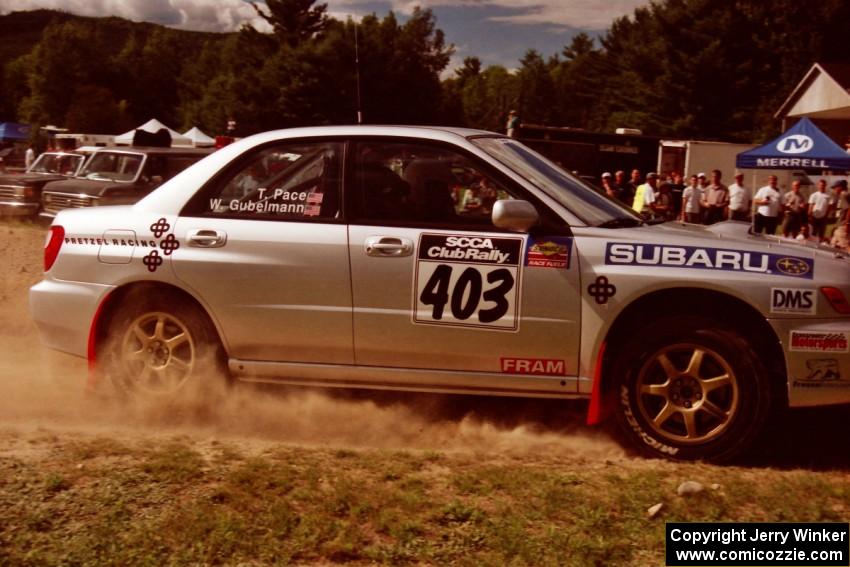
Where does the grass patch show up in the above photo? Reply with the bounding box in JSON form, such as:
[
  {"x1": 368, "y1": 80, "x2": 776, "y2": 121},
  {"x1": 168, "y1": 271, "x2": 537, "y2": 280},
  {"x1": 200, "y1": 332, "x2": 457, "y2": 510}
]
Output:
[{"x1": 0, "y1": 430, "x2": 848, "y2": 565}]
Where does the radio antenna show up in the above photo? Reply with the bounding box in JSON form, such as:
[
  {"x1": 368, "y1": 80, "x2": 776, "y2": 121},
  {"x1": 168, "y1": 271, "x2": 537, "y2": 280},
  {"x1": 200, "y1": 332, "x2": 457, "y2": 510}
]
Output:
[{"x1": 354, "y1": 21, "x2": 363, "y2": 124}]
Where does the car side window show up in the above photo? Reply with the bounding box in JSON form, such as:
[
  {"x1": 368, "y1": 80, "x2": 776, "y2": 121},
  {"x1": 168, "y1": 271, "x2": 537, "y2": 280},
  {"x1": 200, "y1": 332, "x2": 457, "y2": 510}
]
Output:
[
  {"x1": 352, "y1": 141, "x2": 514, "y2": 226},
  {"x1": 201, "y1": 142, "x2": 342, "y2": 221}
]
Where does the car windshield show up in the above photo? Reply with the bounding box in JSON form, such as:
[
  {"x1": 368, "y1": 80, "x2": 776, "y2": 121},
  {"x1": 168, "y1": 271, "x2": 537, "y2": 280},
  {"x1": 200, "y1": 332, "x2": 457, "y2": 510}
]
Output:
[
  {"x1": 80, "y1": 152, "x2": 143, "y2": 182},
  {"x1": 28, "y1": 153, "x2": 84, "y2": 176},
  {"x1": 471, "y1": 136, "x2": 643, "y2": 227}
]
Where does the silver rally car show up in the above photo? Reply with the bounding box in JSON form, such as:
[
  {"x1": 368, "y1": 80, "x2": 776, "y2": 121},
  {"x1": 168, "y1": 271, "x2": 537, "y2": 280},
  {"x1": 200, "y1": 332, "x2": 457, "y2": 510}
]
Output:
[{"x1": 30, "y1": 126, "x2": 850, "y2": 462}]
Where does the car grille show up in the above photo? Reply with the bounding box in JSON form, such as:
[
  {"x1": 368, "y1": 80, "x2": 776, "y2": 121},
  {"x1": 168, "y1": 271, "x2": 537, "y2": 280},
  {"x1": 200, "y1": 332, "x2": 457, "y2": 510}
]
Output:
[
  {"x1": 43, "y1": 192, "x2": 95, "y2": 214},
  {"x1": 0, "y1": 185, "x2": 23, "y2": 198}
]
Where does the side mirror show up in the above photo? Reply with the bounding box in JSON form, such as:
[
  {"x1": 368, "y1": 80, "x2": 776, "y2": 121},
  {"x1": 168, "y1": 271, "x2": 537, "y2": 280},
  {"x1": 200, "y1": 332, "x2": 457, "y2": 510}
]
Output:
[{"x1": 492, "y1": 199, "x2": 539, "y2": 232}]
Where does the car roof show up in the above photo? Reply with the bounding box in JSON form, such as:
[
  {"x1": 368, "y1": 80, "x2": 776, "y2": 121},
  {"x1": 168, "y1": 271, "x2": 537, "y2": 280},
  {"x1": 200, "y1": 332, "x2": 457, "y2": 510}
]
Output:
[
  {"x1": 94, "y1": 146, "x2": 214, "y2": 156},
  {"x1": 252, "y1": 124, "x2": 500, "y2": 141}
]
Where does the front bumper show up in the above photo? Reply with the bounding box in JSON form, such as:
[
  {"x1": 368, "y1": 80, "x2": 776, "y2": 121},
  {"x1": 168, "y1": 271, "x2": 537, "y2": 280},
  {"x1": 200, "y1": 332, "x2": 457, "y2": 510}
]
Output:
[
  {"x1": 0, "y1": 200, "x2": 39, "y2": 216},
  {"x1": 29, "y1": 279, "x2": 113, "y2": 358},
  {"x1": 772, "y1": 317, "x2": 850, "y2": 407}
]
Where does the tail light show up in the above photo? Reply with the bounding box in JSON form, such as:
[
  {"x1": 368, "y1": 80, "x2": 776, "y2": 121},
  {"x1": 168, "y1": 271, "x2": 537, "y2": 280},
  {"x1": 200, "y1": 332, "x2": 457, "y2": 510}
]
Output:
[
  {"x1": 820, "y1": 287, "x2": 850, "y2": 315},
  {"x1": 44, "y1": 225, "x2": 64, "y2": 271}
]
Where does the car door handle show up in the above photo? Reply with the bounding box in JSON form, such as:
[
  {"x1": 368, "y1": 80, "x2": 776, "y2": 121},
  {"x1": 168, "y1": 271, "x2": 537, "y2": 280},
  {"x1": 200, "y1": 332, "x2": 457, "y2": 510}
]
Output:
[
  {"x1": 365, "y1": 236, "x2": 413, "y2": 257},
  {"x1": 187, "y1": 229, "x2": 227, "y2": 248}
]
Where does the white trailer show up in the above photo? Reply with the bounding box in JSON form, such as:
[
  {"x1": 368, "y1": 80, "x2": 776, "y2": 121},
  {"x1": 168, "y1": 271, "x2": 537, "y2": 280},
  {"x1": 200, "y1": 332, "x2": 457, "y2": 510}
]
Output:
[{"x1": 658, "y1": 139, "x2": 792, "y2": 190}]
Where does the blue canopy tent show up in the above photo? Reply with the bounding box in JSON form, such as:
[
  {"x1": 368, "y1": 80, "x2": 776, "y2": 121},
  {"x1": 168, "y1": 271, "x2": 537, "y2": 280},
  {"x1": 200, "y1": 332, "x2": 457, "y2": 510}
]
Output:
[
  {"x1": 0, "y1": 122, "x2": 31, "y2": 141},
  {"x1": 736, "y1": 117, "x2": 850, "y2": 170}
]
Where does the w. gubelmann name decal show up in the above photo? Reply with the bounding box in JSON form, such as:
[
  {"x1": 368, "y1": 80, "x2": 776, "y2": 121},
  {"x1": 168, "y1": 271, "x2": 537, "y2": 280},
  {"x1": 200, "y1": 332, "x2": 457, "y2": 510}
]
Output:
[{"x1": 605, "y1": 243, "x2": 814, "y2": 279}]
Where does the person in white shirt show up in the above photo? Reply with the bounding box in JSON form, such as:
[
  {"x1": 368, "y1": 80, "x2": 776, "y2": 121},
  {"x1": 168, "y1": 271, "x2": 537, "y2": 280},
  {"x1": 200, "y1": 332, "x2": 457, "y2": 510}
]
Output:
[
  {"x1": 681, "y1": 174, "x2": 703, "y2": 223},
  {"x1": 727, "y1": 172, "x2": 751, "y2": 221},
  {"x1": 752, "y1": 175, "x2": 781, "y2": 234},
  {"x1": 808, "y1": 179, "x2": 833, "y2": 242},
  {"x1": 24, "y1": 144, "x2": 35, "y2": 170}
]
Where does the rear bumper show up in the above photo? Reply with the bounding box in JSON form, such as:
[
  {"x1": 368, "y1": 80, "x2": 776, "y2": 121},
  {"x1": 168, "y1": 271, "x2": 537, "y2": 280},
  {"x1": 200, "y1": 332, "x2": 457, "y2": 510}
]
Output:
[
  {"x1": 29, "y1": 279, "x2": 114, "y2": 358},
  {"x1": 772, "y1": 317, "x2": 850, "y2": 407}
]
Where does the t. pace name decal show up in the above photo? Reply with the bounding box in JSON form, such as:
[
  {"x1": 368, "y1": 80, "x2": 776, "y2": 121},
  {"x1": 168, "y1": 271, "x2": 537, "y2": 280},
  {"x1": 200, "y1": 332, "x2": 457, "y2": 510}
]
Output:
[{"x1": 605, "y1": 243, "x2": 814, "y2": 279}]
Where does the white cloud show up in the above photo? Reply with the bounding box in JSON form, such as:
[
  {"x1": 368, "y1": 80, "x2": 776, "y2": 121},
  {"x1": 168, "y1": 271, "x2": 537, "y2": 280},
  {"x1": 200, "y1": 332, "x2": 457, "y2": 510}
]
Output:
[
  {"x1": 333, "y1": 0, "x2": 646, "y2": 29},
  {"x1": 0, "y1": 0, "x2": 270, "y2": 32},
  {"x1": 0, "y1": 0, "x2": 645, "y2": 33}
]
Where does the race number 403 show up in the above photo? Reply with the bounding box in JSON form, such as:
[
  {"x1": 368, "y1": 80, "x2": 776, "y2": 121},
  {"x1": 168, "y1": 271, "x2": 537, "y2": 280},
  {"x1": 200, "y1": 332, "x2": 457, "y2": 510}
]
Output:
[{"x1": 413, "y1": 234, "x2": 524, "y2": 331}]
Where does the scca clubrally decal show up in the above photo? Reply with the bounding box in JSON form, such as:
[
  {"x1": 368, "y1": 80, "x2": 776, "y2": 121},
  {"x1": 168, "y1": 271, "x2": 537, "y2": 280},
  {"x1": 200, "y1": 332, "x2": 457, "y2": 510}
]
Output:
[
  {"x1": 142, "y1": 217, "x2": 180, "y2": 273},
  {"x1": 413, "y1": 234, "x2": 523, "y2": 331},
  {"x1": 605, "y1": 242, "x2": 814, "y2": 279}
]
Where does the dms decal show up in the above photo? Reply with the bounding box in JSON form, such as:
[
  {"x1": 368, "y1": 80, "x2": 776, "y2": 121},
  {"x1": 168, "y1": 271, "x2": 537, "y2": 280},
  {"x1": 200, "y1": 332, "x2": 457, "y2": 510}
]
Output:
[
  {"x1": 789, "y1": 331, "x2": 850, "y2": 353},
  {"x1": 771, "y1": 288, "x2": 816, "y2": 314},
  {"x1": 605, "y1": 242, "x2": 814, "y2": 279},
  {"x1": 413, "y1": 234, "x2": 523, "y2": 331},
  {"x1": 793, "y1": 359, "x2": 849, "y2": 389},
  {"x1": 525, "y1": 236, "x2": 572, "y2": 269},
  {"x1": 501, "y1": 358, "x2": 566, "y2": 376}
]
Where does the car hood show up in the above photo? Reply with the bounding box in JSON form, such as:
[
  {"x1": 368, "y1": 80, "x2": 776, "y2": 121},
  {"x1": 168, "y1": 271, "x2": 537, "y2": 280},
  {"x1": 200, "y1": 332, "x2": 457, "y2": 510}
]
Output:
[
  {"x1": 0, "y1": 172, "x2": 67, "y2": 186},
  {"x1": 43, "y1": 178, "x2": 128, "y2": 197},
  {"x1": 589, "y1": 219, "x2": 849, "y2": 275}
]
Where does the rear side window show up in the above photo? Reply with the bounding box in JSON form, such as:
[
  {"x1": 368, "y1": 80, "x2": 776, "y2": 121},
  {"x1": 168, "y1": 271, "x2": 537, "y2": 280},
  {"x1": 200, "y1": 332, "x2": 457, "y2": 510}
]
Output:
[{"x1": 197, "y1": 142, "x2": 342, "y2": 221}]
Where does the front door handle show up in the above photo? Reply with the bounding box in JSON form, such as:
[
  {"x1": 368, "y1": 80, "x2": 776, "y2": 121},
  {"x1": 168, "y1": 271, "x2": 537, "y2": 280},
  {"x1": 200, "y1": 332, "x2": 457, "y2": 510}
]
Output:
[
  {"x1": 365, "y1": 236, "x2": 413, "y2": 257},
  {"x1": 187, "y1": 229, "x2": 227, "y2": 248}
]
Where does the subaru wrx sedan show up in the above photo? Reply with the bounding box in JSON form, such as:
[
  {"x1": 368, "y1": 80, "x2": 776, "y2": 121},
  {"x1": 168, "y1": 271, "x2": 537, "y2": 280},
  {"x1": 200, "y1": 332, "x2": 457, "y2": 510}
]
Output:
[{"x1": 30, "y1": 126, "x2": 850, "y2": 462}]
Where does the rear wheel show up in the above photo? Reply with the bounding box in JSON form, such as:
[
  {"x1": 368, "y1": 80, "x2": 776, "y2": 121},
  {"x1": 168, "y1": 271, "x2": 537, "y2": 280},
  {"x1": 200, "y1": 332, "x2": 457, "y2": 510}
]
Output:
[
  {"x1": 613, "y1": 317, "x2": 773, "y2": 462},
  {"x1": 103, "y1": 289, "x2": 227, "y2": 400}
]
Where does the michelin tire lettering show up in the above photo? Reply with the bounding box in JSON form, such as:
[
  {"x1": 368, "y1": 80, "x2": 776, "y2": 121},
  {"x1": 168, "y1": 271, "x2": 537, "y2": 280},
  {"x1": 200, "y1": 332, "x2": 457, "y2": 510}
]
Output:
[{"x1": 605, "y1": 242, "x2": 814, "y2": 279}]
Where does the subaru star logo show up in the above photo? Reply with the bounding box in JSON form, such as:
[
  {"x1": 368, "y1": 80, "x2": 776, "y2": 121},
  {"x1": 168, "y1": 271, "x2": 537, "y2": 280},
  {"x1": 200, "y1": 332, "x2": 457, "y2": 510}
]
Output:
[
  {"x1": 776, "y1": 257, "x2": 810, "y2": 276},
  {"x1": 776, "y1": 134, "x2": 813, "y2": 154}
]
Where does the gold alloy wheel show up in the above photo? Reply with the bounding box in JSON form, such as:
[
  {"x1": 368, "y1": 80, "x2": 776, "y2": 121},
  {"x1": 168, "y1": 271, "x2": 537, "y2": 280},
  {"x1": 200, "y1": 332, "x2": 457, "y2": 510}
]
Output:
[
  {"x1": 120, "y1": 311, "x2": 196, "y2": 395},
  {"x1": 635, "y1": 343, "x2": 740, "y2": 445}
]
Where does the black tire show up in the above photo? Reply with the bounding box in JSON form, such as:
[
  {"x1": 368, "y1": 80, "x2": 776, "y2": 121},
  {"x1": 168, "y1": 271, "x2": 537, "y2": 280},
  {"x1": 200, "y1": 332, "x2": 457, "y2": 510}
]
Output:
[
  {"x1": 612, "y1": 316, "x2": 773, "y2": 463},
  {"x1": 102, "y1": 289, "x2": 228, "y2": 401}
]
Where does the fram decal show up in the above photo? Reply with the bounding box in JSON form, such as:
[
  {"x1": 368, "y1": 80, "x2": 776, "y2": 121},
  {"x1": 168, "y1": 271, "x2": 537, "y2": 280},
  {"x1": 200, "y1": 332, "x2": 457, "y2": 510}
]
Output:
[
  {"x1": 605, "y1": 242, "x2": 814, "y2": 279},
  {"x1": 771, "y1": 288, "x2": 816, "y2": 314},
  {"x1": 793, "y1": 359, "x2": 849, "y2": 389},
  {"x1": 525, "y1": 236, "x2": 572, "y2": 269},
  {"x1": 501, "y1": 358, "x2": 566, "y2": 376},
  {"x1": 789, "y1": 331, "x2": 849, "y2": 353}
]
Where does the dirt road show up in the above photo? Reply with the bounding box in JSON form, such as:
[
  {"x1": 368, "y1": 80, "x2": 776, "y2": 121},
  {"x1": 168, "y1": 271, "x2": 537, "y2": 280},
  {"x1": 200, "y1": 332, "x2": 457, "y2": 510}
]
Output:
[{"x1": 1, "y1": 220, "x2": 848, "y2": 469}]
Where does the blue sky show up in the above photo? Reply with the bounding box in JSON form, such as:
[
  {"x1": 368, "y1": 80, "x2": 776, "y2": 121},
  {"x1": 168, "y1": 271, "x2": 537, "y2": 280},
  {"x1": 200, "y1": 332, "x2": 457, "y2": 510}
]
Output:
[{"x1": 0, "y1": 0, "x2": 647, "y2": 69}]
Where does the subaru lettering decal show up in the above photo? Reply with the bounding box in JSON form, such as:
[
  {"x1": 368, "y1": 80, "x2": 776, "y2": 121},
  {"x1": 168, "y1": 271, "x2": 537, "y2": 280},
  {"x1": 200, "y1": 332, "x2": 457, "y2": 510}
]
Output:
[{"x1": 604, "y1": 243, "x2": 814, "y2": 279}]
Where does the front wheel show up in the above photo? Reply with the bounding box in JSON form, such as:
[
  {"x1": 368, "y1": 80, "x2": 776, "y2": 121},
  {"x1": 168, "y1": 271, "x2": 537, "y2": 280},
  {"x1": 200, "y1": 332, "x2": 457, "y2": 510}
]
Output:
[
  {"x1": 102, "y1": 289, "x2": 227, "y2": 400},
  {"x1": 613, "y1": 318, "x2": 773, "y2": 462}
]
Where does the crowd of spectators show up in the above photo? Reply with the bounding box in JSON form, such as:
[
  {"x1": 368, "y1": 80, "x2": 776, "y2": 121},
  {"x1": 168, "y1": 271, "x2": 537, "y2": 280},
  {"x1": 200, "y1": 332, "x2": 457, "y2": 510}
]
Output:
[{"x1": 600, "y1": 168, "x2": 850, "y2": 251}]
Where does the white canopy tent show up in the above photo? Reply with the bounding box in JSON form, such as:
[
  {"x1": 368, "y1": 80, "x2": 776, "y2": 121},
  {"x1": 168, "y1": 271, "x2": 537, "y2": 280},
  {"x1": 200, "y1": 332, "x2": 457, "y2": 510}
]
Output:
[
  {"x1": 182, "y1": 126, "x2": 215, "y2": 147},
  {"x1": 115, "y1": 118, "x2": 192, "y2": 147}
]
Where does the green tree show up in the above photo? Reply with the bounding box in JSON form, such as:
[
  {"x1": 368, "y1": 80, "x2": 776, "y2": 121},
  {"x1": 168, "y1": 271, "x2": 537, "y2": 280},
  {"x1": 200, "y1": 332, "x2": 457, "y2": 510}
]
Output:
[{"x1": 249, "y1": 0, "x2": 329, "y2": 47}]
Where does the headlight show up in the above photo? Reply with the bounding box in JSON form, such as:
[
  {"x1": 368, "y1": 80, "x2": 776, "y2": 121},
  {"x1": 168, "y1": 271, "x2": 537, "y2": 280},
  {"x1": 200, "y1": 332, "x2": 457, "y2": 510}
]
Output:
[{"x1": 12, "y1": 186, "x2": 35, "y2": 198}]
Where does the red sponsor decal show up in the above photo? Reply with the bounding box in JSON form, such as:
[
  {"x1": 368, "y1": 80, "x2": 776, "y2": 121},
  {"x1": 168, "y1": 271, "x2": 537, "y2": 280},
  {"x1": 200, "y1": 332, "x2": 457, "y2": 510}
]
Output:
[
  {"x1": 526, "y1": 239, "x2": 570, "y2": 269},
  {"x1": 789, "y1": 331, "x2": 849, "y2": 353},
  {"x1": 501, "y1": 357, "x2": 567, "y2": 376}
]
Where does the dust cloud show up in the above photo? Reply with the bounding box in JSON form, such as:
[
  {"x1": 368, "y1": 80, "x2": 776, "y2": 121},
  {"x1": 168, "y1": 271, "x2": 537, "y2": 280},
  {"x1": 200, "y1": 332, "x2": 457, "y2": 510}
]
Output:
[{"x1": 0, "y1": 221, "x2": 623, "y2": 460}]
